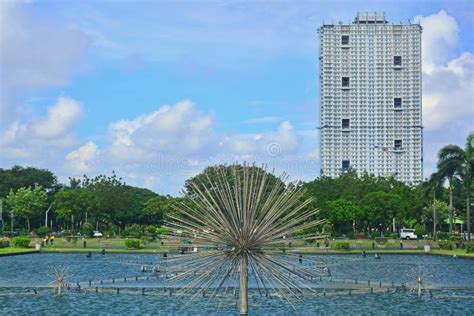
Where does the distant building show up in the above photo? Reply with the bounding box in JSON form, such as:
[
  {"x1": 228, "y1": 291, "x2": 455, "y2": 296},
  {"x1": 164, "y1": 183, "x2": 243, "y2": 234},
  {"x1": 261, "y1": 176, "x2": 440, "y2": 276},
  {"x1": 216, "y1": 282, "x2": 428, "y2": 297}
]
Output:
[{"x1": 318, "y1": 12, "x2": 423, "y2": 184}]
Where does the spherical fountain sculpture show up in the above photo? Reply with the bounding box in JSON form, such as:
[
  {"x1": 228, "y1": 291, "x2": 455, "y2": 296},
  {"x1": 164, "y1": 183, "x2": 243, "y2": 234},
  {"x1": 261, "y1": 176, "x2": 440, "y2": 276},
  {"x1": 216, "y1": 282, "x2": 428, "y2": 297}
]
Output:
[{"x1": 162, "y1": 164, "x2": 324, "y2": 315}]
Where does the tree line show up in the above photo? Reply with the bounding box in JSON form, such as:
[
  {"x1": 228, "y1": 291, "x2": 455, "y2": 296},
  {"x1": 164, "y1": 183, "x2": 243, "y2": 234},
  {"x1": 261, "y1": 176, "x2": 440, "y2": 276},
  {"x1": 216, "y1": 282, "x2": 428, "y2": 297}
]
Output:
[{"x1": 0, "y1": 132, "x2": 472, "y2": 239}]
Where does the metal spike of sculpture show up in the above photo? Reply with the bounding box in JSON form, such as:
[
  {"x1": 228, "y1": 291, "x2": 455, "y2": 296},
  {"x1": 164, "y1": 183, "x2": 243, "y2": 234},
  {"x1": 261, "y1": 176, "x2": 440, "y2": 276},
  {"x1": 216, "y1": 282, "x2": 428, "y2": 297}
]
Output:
[
  {"x1": 50, "y1": 267, "x2": 69, "y2": 297},
  {"x1": 162, "y1": 164, "x2": 324, "y2": 315}
]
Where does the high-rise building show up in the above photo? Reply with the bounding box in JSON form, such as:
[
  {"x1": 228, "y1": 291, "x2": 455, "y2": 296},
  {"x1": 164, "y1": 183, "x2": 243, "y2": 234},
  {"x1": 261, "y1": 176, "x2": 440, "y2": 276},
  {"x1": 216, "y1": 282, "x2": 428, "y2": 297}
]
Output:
[{"x1": 318, "y1": 12, "x2": 423, "y2": 184}]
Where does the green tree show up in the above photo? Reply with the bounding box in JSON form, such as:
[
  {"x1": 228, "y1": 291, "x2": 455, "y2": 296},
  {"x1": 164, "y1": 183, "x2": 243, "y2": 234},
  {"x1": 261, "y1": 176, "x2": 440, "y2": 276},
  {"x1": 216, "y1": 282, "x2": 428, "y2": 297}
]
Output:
[
  {"x1": 142, "y1": 195, "x2": 172, "y2": 226},
  {"x1": 7, "y1": 186, "x2": 47, "y2": 231},
  {"x1": 359, "y1": 191, "x2": 403, "y2": 235},
  {"x1": 436, "y1": 132, "x2": 474, "y2": 240},
  {"x1": 303, "y1": 171, "x2": 418, "y2": 230},
  {"x1": 0, "y1": 166, "x2": 58, "y2": 198},
  {"x1": 68, "y1": 173, "x2": 157, "y2": 229},
  {"x1": 52, "y1": 189, "x2": 89, "y2": 232},
  {"x1": 433, "y1": 163, "x2": 461, "y2": 233},
  {"x1": 184, "y1": 164, "x2": 286, "y2": 198},
  {"x1": 422, "y1": 199, "x2": 449, "y2": 235},
  {"x1": 325, "y1": 199, "x2": 362, "y2": 233}
]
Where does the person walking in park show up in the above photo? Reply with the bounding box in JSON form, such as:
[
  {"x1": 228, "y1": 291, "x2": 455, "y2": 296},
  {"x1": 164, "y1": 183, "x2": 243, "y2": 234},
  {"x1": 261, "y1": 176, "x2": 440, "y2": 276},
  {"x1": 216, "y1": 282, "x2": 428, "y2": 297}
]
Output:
[{"x1": 324, "y1": 238, "x2": 330, "y2": 252}]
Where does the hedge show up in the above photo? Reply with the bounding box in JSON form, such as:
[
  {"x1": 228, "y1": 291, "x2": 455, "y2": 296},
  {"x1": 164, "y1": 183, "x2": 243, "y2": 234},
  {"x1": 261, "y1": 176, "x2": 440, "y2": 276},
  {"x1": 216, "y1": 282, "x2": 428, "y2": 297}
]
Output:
[
  {"x1": 0, "y1": 239, "x2": 9, "y2": 248},
  {"x1": 124, "y1": 238, "x2": 141, "y2": 249},
  {"x1": 438, "y1": 241, "x2": 453, "y2": 250},
  {"x1": 334, "y1": 241, "x2": 350, "y2": 250},
  {"x1": 466, "y1": 242, "x2": 474, "y2": 254},
  {"x1": 12, "y1": 237, "x2": 31, "y2": 248}
]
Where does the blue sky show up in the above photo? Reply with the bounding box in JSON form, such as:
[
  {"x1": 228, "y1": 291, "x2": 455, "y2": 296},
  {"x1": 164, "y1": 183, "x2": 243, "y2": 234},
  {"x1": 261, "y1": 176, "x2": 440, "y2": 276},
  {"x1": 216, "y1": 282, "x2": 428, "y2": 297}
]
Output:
[{"x1": 1, "y1": 0, "x2": 473, "y2": 195}]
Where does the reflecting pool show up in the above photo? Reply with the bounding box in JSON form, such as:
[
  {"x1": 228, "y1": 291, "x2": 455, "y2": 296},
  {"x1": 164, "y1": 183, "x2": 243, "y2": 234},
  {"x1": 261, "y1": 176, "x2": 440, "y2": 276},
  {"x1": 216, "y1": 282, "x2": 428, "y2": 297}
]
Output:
[{"x1": 1, "y1": 253, "x2": 473, "y2": 315}]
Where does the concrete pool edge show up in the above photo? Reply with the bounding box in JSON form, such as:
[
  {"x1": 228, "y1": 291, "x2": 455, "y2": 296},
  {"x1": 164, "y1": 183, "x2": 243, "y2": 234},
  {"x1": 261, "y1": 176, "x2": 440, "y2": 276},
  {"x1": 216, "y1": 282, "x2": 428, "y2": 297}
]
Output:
[{"x1": 2, "y1": 249, "x2": 473, "y2": 260}]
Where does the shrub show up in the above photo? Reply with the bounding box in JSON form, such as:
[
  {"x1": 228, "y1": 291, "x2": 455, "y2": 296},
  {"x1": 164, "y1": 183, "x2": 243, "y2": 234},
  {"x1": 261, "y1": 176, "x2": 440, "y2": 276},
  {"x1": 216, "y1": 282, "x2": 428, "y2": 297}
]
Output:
[
  {"x1": 124, "y1": 238, "x2": 141, "y2": 249},
  {"x1": 321, "y1": 223, "x2": 333, "y2": 234},
  {"x1": 293, "y1": 229, "x2": 305, "y2": 236},
  {"x1": 466, "y1": 242, "x2": 474, "y2": 254},
  {"x1": 155, "y1": 227, "x2": 170, "y2": 237},
  {"x1": 20, "y1": 229, "x2": 29, "y2": 236},
  {"x1": 81, "y1": 223, "x2": 94, "y2": 238},
  {"x1": 448, "y1": 235, "x2": 463, "y2": 242},
  {"x1": 124, "y1": 224, "x2": 144, "y2": 238},
  {"x1": 334, "y1": 241, "x2": 350, "y2": 250},
  {"x1": 388, "y1": 233, "x2": 399, "y2": 239},
  {"x1": 356, "y1": 232, "x2": 366, "y2": 239},
  {"x1": 436, "y1": 232, "x2": 449, "y2": 240},
  {"x1": 0, "y1": 239, "x2": 9, "y2": 248},
  {"x1": 12, "y1": 237, "x2": 31, "y2": 248},
  {"x1": 346, "y1": 231, "x2": 355, "y2": 239},
  {"x1": 414, "y1": 227, "x2": 425, "y2": 238},
  {"x1": 37, "y1": 226, "x2": 51, "y2": 237},
  {"x1": 438, "y1": 241, "x2": 453, "y2": 250},
  {"x1": 145, "y1": 225, "x2": 157, "y2": 236},
  {"x1": 375, "y1": 237, "x2": 388, "y2": 244}
]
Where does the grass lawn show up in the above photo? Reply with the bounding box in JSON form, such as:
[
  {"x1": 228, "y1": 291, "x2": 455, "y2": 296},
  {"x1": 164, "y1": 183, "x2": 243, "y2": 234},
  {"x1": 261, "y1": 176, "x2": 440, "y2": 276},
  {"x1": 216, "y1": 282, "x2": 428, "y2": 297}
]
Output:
[
  {"x1": 41, "y1": 237, "x2": 168, "y2": 250},
  {"x1": 41, "y1": 247, "x2": 164, "y2": 253},
  {"x1": 2, "y1": 237, "x2": 472, "y2": 258},
  {"x1": 431, "y1": 249, "x2": 474, "y2": 258},
  {"x1": 0, "y1": 247, "x2": 38, "y2": 255}
]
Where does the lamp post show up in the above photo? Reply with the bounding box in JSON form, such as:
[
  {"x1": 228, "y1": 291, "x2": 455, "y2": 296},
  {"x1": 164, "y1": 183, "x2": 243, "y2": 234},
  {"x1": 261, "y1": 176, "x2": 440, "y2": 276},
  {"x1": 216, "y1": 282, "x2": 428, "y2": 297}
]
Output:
[
  {"x1": 10, "y1": 209, "x2": 14, "y2": 236},
  {"x1": 0, "y1": 199, "x2": 3, "y2": 235},
  {"x1": 45, "y1": 204, "x2": 52, "y2": 228}
]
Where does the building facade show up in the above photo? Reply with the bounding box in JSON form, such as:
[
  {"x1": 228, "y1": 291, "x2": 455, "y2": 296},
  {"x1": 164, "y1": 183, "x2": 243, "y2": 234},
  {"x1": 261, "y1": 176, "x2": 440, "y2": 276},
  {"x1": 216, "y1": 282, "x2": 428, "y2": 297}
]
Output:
[{"x1": 318, "y1": 12, "x2": 423, "y2": 184}]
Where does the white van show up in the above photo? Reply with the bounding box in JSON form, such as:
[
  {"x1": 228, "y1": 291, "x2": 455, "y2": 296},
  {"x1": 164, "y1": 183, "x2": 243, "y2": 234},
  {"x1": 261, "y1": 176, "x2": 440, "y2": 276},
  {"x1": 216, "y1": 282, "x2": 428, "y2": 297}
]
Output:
[{"x1": 400, "y1": 228, "x2": 417, "y2": 240}]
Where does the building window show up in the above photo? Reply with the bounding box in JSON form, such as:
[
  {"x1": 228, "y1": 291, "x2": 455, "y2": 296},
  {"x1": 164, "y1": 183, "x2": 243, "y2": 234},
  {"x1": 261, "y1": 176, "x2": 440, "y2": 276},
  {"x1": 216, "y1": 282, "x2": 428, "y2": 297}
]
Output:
[
  {"x1": 342, "y1": 119, "x2": 350, "y2": 129},
  {"x1": 341, "y1": 35, "x2": 349, "y2": 45},
  {"x1": 394, "y1": 56, "x2": 402, "y2": 66},
  {"x1": 394, "y1": 98, "x2": 402, "y2": 108},
  {"x1": 342, "y1": 160, "x2": 350, "y2": 172},
  {"x1": 342, "y1": 77, "x2": 350, "y2": 87},
  {"x1": 394, "y1": 139, "x2": 402, "y2": 150}
]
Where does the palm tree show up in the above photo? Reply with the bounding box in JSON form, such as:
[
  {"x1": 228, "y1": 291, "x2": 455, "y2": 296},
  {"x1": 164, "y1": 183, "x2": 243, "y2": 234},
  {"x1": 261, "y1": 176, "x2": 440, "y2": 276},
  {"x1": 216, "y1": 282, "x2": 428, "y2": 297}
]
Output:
[
  {"x1": 433, "y1": 169, "x2": 458, "y2": 233},
  {"x1": 428, "y1": 172, "x2": 444, "y2": 238},
  {"x1": 437, "y1": 132, "x2": 474, "y2": 240}
]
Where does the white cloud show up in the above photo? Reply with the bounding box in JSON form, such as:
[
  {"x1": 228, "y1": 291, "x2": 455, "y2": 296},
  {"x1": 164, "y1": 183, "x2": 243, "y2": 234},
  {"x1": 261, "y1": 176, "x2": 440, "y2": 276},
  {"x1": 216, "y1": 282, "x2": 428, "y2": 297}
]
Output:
[
  {"x1": 101, "y1": 101, "x2": 300, "y2": 162},
  {"x1": 0, "y1": 1, "x2": 89, "y2": 126},
  {"x1": 423, "y1": 53, "x2": 474, "y2": 130},
  {"x1": 414, "y1": 11, "x2": 474, "y2": 131},
  {"x1": 0, "y1": 2, "x2": 89, "y2": 90},
  {"x1": 414, "y1": 10, "x2": 459, "y2": 75},
  {"x1": 66, "y1": 141, "x2": 99, "y2": 173},
  {"x1": 0, "y1": 96, "x2": 83, "y2": 160},
  {"x1": 220, "y1": 120, "x2": 300, "y2": 157},
  {"x1": 106, "y1": 100, "x2": 215, "y2": 161},
  {"x1": 32, "y1": 97, "x2": 83, "y2": 138},
  {"x1": 412, "y1": 10, "x2": 474, "y2": 178},
  {"x1": 61, "y1": 100, "x2": 308, "y2": 193}
]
